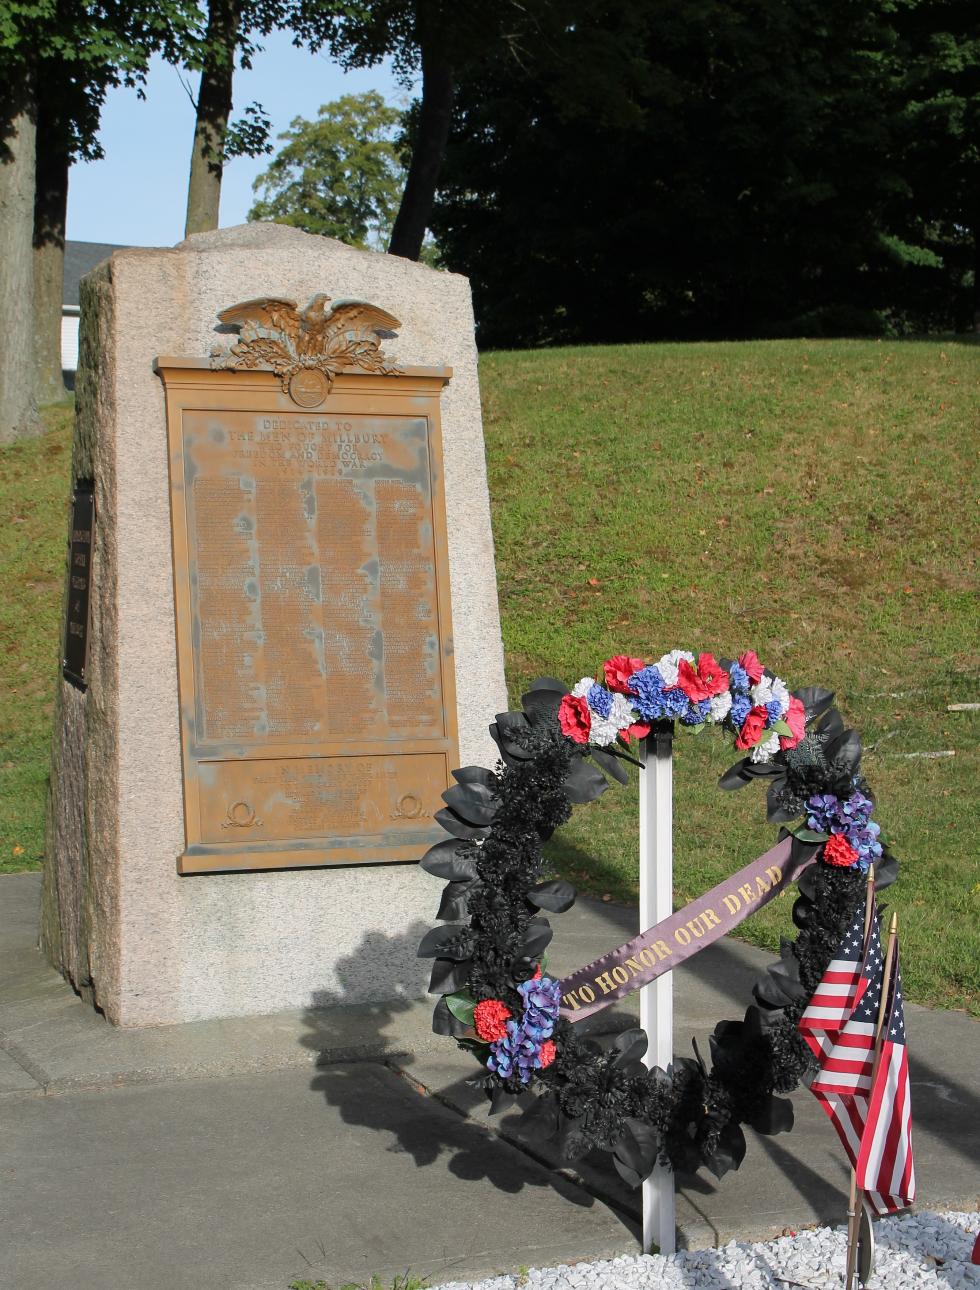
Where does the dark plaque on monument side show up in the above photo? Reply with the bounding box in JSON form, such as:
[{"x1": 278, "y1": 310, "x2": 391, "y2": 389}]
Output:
[
  {"x1": 156, "y1": 294, "x2": 460, "y2": 874},
  {"x1": 62, "y1": 483, "x2": 95, "y2": 690}
]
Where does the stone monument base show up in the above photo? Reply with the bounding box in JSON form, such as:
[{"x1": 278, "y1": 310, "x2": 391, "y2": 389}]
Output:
[{"x1": 41, "y1": 224, "x2": 506, "y2": 1026}]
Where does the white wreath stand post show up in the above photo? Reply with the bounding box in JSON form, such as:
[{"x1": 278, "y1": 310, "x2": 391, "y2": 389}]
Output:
[{"x1": 639, "y1": 730, "x2": 677, "y2": 1255}]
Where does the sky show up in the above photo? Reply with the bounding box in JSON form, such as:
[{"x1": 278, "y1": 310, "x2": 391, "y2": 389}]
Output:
[{"x1": 67, "y1": 30, "x2": 399, "y2": 248}]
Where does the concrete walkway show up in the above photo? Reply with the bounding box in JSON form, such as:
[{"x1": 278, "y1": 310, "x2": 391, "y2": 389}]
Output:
[{"x1": 1, "y1": 872, "x2": 976, "y2": 1290}]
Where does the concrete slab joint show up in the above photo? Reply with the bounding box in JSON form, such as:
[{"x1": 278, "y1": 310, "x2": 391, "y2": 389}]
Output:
[{"x1": 40, "y1": 224, "x2": 507, "y2": 1027}]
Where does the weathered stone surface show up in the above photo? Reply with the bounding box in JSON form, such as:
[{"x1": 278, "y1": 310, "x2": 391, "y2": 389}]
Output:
[{"x1": 42, "y1": 224, "x2": 506, "y2": 1025}]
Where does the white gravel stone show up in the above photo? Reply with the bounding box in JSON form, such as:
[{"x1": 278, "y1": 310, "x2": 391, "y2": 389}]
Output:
[{"x1": 432, "y1": 1210, "x2": 979, "y2": 1290}]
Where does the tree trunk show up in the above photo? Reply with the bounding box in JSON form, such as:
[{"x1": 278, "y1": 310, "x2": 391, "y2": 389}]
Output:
[
  {"x1": 185, "y1": 0, "x2": 241, "y2": 237},
  {"x1": 0, "y1": 82, "x2": 40, "y2": 444},
  {"x1": 33, "y1": 93, "x2": 69, "y2": 406},
  {"x1": 388, "y1": 34, "x2": 455, "y2": 262}
]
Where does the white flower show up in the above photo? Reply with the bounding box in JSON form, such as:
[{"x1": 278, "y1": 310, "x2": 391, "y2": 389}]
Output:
[
  {"x1": 572, "y1": 676, "x2": 596, "y2": 698},
  {"x1": 770, "y1": 678, "x2": 790, "y2": 716},
  {"x1": 751, "y1": 678, "x2": 774, "y2": 707},
  {"x1": 752, "y1": 676, "x2": 790, "y2": 716},
  {"x1": 750, "y1": 732, "x2": 780, "y2": 763},
  {"x1": 655, "y1": 649, "x2": 694, "y2": 687},
  {"x1": 709, "y1": 690, "x2": 732, "y2": 722},
  {"x1": 590, "y1": 693, "x2": 636, "y2": 746}
]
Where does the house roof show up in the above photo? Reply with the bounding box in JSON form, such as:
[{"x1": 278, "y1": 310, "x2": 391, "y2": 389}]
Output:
[{"x1": 64, "y1": 240, "x2": 128, "y2": 308}]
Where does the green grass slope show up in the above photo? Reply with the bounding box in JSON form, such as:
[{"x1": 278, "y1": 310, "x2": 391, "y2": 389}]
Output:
[
  {"x1": 480, "y1": 338, "x2": 978, "y2": 1012},
  {"x1": 1, "y1": 340, "x2": 977, "y2": 1010}
]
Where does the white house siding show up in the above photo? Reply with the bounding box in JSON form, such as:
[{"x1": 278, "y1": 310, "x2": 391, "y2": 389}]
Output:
[{"x1": 61, "y1": 310, "x2": 80, "y2": 372}]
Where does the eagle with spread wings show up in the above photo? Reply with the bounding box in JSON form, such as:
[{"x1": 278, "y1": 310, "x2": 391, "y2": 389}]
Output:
[{"x1": 217, "y1": 294, "x2": 401, "y2": 358}]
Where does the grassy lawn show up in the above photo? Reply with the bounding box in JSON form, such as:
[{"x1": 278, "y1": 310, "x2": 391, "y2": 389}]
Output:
[
  {"x1": 480, "y1": 338, "x2": 979, "y2": 1014},
  {"x1": 2, "y1": 339, "x2": 977, "y2": 1012}
]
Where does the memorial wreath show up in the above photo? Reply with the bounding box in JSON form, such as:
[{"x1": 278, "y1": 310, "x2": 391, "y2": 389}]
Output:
[{"x1": 417, "y1": 649, "x2": 899, "y2": 1187}]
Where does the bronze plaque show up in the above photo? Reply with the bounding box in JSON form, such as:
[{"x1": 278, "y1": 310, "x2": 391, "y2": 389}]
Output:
[
  {"x1": 62, "y1": 482, "x2": 94, "y2": 690},
  {"x1": 158, "y1": 355, "x2": 459, "y2": 874}
]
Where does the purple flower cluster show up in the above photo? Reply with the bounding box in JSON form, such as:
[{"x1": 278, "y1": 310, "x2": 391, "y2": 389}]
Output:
[
  {"x1": 486, "y1": 976, "x2": 561, "y2": 1084},
  {"x1": 807, "y1": 789, "x2": 883, "y2": 870}
]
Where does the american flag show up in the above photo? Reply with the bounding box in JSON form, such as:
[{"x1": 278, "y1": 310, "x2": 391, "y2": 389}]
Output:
[
  {"x1": 799, "y1": 907, "x2": 915, "y2": 1216},
  {"x1": 798, "y1": 899, "x2": 872, "y2": 1058}
]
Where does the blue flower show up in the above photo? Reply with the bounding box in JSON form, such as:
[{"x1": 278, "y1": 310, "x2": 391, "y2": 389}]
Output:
[
  {"x1": 730, "y1": 694, "x2": 753, "y2": 728},
  {"x1": 518, "y1": 975, "x2": 562, "y2": 1016},
  {"x1": 729, "y1": 662, "x2": 750, "y2": 693},
  {"x1": 680, "y1": 698, "x2": 712, "y2": 726},
  {"x1": 765, "y1": 699, "x2": 784, "y2": 725},
  {"x1": 587, "y1": 683, "x2": 614, "y2": 718},
  {"x1": 628, "y1": 666, "x2": 667, "y2": 720}
]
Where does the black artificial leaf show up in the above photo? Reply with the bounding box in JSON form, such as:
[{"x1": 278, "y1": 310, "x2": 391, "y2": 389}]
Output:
[
  {"x1": 743, "y1": 760, "x2": 782, "y2": 778},
  {"x1": 527, "y1": 879, "x2": 577, "y2": 913},
  {"x1": 521, "y1": 686, "x2": 565, "y2": 728},
  {"x1": 433, "y1": 807, "x2": 491, "y2": 840},
  {"x1": 612, "y1": 1029, "x2": 649, "y2": 1067},
  {"x1": 766, "y1": 779, "x2": 800, "y2": 823},
  {"x1": 488, "y1": 1082, "x2": 521, "y2": 1117},
  {"x1": 519, "y1": 918, "x2": 554, "y2": 958},
  {"x1": 431, "y1": 995, "x2": 474, "y2": 1038},
  {"x1": 417, "y1": 924, "x2": 471, "y2": 959},
  {"x1": 442, "y1": 781, "x2": 499, "y2": 827},
  {"x1": 495, "y1": 710, "x2": 531, "y2": 740},
  {"x1": 824, "y1": 729, "x2": 862, "y2": 775},
  {"x1": 719, "y1": 758, "x2": 753, "y2": 791},
  {"x1": 452, "y1": 766, "x2": 497, "y2": 787},
  {"x1": 516, "y1": 1092, "x2": 561, "y2": 1143},
  {"x1": 748, "y1": 1095, "x2": 794, "y2": 1136},
  {"x1": 437, "y1": 879, "x2": 477, "y2": 921},
  {"x1": 792, "y1": 895, "x2": 815, "y2": 929},
  {"x1": 816, "y1": 707, "x2": 845, "y2": 740},
  {"x1": 428, "y1": 956, "x2": 471, "y2": 994},
  {"x1": 795, "y1": 687, "x2": 835, "y2": 724},
  {"x1": 590, "y1": 746, "x2": 630, "y2": 784},
  {"x1": 612, "y1": 1118, "x2": 660, "y2": 1189},
  {"x1": 528, "y1": 676, "x2": 569, "y2": 693},
  {"x1": 753, "y1": 967, "x2": 802, "y2": 1009},
  {"x1": 562, "y1": 756, "x2": 609, "y2": 804},
  {"x1": 707, "y1": 1121, "x2": 747, "y2": 1179},
  {"x1": 420, "y1": 839, "x2": 478, "y2": 881},
  {"x1": 874, "y1": 853, "x2": 899, "y2": 890},
  {"x1": 487, "y1": 723, "x2": 533, "y2": 763}
]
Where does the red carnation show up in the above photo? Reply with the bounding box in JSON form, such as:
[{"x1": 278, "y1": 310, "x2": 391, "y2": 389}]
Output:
[
  {"x1": 676, "y1": 657, "x2": 713, "y2": 701},
  {"x1": 738, "y1": 649, "x2": 765, "y2": 684},
  {"x1": 620, "y1": 720, "x2": 651, "y2": 743},
  {"x1": 779, "y1": 696, "x2": 806, "y2": 750},
  {"x1": 538, "y1": 1040, "x2": 557, "y2": 1069},
  {"x1": 696, "y1": 652, "x2": 731, "y2": 697},
  {"x1": 558, "y1": 693, "x2": 591, "y2": 744},
  {"x1": 531, "y1": 964, "x2": 542, "y2": 980},
  {"x1": 823, "y1": 834, "x2": 859, "y2": 868},
  {"x1": 473, "y1": 998, "x2": 512, "y2": 1042},
  {"x1": 603, "y1": 654, "x2": 646, "y2": 695},
  {"x1": 734, "y1": 704, "x2": 769, "y2": 749}
]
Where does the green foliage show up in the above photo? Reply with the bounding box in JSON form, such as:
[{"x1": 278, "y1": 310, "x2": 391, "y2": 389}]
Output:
[
  {"x1": 0, "y1": 2, "x2": 204, "y2": 159},
  {"x1": 431, "y1": 0, "x2": 979, "y2": 344},
  {"x1": 249, "y1": 91, "x2": 404, "y2": 248}
]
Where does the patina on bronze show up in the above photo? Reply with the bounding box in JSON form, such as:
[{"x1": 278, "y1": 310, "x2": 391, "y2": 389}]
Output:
[
  {"x1": 62, "y1": 482, "x2": 94, "y2": 691},
  {"x1": 157, "y1": 297, "x2": 460, "y2": 874}
]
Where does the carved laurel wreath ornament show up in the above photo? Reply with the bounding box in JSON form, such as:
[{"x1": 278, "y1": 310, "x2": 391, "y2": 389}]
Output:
[
  {"x1": 210, "y1": 293, "x2": 402, "y2": 398},
  {"x1": 417, "y1": 649, "x2": 899, "y2": 1188}
]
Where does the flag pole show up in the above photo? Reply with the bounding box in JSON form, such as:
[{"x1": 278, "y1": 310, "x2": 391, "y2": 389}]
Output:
[
  {"x1": 845, "y1": 903, "x2": 899, "y2": 1290},
  {"x1": 638, "y1": 729, "x2": 675, "y2": 1255},
  {"x1": 844, "y1": 865, "x2": 877, "y2": 1290}
]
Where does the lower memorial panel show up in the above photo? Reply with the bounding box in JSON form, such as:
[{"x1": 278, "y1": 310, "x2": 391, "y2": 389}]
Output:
[{"x1": 181, "y1": 751, "x2": 449, "y2": 872}]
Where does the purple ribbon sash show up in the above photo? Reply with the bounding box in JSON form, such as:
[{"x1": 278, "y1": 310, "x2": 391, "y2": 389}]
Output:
[{"x1": 559, "y1": 835, "x2": 813, "y2": 1022}]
